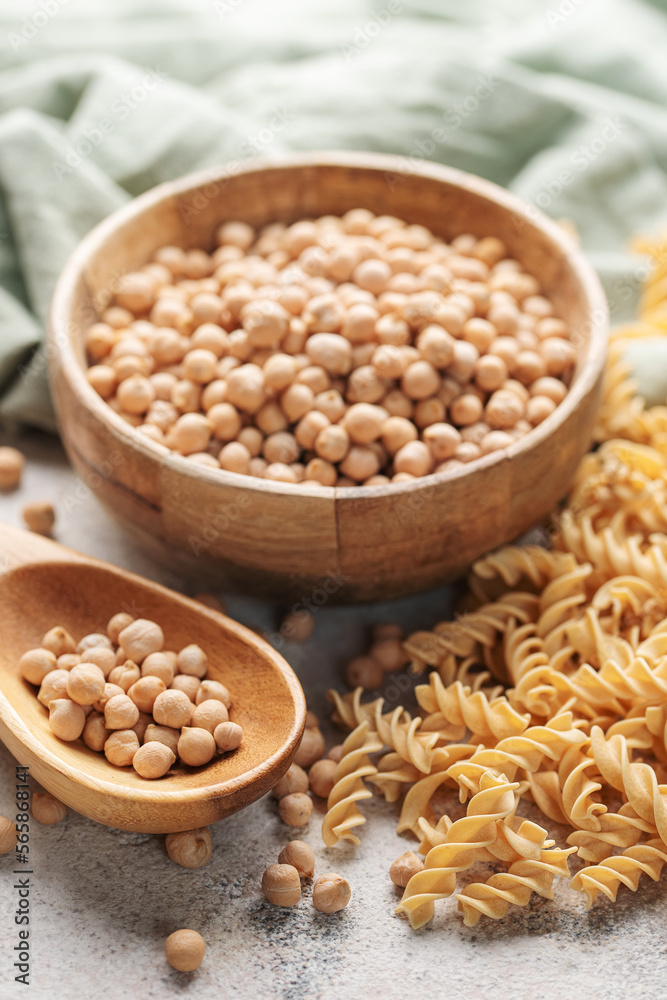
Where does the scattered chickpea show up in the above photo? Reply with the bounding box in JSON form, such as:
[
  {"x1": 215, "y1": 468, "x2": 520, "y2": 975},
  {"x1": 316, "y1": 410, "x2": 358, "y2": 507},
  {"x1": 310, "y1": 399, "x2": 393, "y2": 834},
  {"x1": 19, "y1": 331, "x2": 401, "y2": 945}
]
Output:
[
  {"x1": 0, "y1": 446, "x2": 24, "y2": 491},
  {"x1": 293, "y1": 728, "x2": 326, "y2": 768},
  {"x1": 272, "y1": 763, "x2": 309, "y2": 799},
  {"x1": 280, "y1": 609, "x2": 315, "y2": 642},
  {"x1": 262, "y1": 863, "x2": 302, "y2": 907},
  {"x1": 328, "y1": 745, "x2": 344, "y2": 764},
  {"x1": 164, "y1": 929, "x2": 206, "y2": 972},
  {"x1": 370, "y1": 637, "x2": 406, "y2": 672},
  {"x1": 346, "y1": 655, "x2": 383, "y2": 690},
  {"x1": 31, "y1": 791, "x2": 67, "y2": 825},
  {"x1": 278, "y1": 840, "x2": 315, "y2": 878},
  {"x1": 279, "y1": 792, "x2": 313, "y2": 827},
  {"x1": 389, "y1": 851, "x2": 425, "y2": 888},
  {"x1": 165, "y1": 827, "x2": 213, "y2": 868},
  {"x1": 22, "y1": 500, "x2": 55, "y2": 536},
  {"x1": 312, "y1": 873, "x2": 351, "y2": 913},
  {"x1": 0, "y1": 816, "x2": 17, "y2": 854},
  {"x1": 309, "y1": 759, "x2": 337, "y2": 799}
]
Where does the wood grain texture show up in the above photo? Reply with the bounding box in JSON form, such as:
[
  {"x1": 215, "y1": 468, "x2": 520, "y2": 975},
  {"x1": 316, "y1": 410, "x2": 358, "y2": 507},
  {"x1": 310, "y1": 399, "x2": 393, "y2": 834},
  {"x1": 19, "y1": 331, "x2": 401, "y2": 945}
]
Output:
[
  {"x1": 48, "y1": 151, "x2": 609, "y2": 602},
  {"x1": 0, "y1": 522, "x2": 305, "y2": 833}
]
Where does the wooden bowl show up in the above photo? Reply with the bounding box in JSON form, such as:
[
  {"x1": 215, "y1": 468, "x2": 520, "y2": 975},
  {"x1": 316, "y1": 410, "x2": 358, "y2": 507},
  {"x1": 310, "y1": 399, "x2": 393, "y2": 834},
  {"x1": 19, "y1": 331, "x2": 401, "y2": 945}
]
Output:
[{"x1": 48, "y1": 152, "x2": 608, "y2": 603}]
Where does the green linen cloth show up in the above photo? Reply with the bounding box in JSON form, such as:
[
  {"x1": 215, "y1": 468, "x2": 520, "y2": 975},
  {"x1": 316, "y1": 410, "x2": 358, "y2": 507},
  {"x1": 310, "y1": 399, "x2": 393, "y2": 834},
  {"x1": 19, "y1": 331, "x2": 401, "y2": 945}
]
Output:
[{"x1": 1, "y1": 0, "x2": 667, "y2": 430}]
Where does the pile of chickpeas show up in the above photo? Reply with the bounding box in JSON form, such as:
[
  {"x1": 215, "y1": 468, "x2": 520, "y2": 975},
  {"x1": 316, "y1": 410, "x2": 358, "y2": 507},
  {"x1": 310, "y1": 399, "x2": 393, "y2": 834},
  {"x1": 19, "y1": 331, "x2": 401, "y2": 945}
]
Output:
[
  {"x1": 85, "y1": 210, "x2": 576, "y2": 487},
  {"x1": 19, "y1": 613, "x2": 243, "y2": 779}
]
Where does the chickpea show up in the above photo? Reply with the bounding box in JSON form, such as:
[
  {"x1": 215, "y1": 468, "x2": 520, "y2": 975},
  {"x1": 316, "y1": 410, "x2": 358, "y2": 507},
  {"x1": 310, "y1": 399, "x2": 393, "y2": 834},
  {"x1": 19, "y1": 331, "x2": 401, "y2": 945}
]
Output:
[
  {"x1": 448, "y1": 340, "x2": 479, "y2": 382},
  {"x1": 165, "y1": 826, "x2": 212, "y2": 868},
  {"x1": 279, "y1": 792, "x2": 313, "y2": 827},
  {"x1": 19, "y1": 648, "x2": 57, "y2": 686},
  {"x1": 339, "y1": 445, "x2": 381, "y2": 482},
  {"x1": 474, "y1": 354, "x2": 508, "y2": 393},
  {"x1": 312, "y1": 873, "x2": 351, "y2": 913},
  {"x1": 281, "y1": 382, "x2": 314, "y2": 422},
  {"x1": 141, "y1": 651, "x2": 176, "y2": 686},
  {"x1": 82, "y1": 712, "x2": 109, "y2": 752},
  {"x1": 262, "y1": 863, "x2": 302, "y2": 907},
  {"x1": 37, "y1": 669, "x2": 70, "y2": 707},
  {"x1": 455, "y1": 441, "x2": 482, "y2": 463},
  {"x1": 309, "y1": 759, "x2": 337, "y2": 798},
  {"x1": 278, "y1": 840, "x2": 315, "y2": 878},
  {"x1": 218, "y1": 441, "x2": 251, "y2": 475},
  {"x1": 82, "y1": 646, "x2": 116, "y2": 678},
  {"x1": 170, "y1": 675, "x2": 201, "y2": 702},
  {"x1": 93, "y1": 682, "x2": 125, "y2": 713},
  {"x1": 401, "y1": 361, "x2": 441, "y2": 401},
  {"x1": 178, "y1": 727, "x2": 216, "y2": 766},
  {"x1": 0, "y1": 446, "x2": 24, "y2": 490},
  {"x1": 526, "y1": 394, "x2": 557, "y2": 425},
  {"x1": 104, "y1": 729, "x2": 140, "y2": 766},
  {"x1": 32, "y1": 791, "x2": 67, "y2": 825},
  {"x1": 305, "y1": 333, "x2": 352, "y2": 375},
  {"x1": 390, "y1": 851, "x2": 424, "y2": 887},
  {"x1": 370, "y1": 637, "x2": 406, "y2": 672},
  {"x1": 108, "y1": 662, "x2": 141, "y2": 692},
  {"x1": 346, "y1": 365, "x2": 386, "y2": 404},
  {"x1": 346, "y1": 655, "x2": 383, "y2": 690},
  {"x1": 87, "y1": 364, "x2": 117, "y2": 398},
  {"x1": 191, "y1": 699, "x2": 229, "y2": 733},
  {"x1": 164, "y1": 929, "x2": 206, "y2": 972},
  {"x1": 393, "y1": 440, "x2": 432, "y2": 478},
  {"x1": 539, "y1": 337, "x2": 576, "y2": 376},
  {"x1": 195, "y1": 679, "x2": 231, "y2": 709},
  {"x1": 294, "y1": 728, "x2": 325, "y2": 768},
  {"x1": 0, "y1": 816, "x2": 18, "y2": 854},
  {"x1": 530, "y1": 376, "x2": 567, "y2": 404},
  {"x1": 328, "y1": 745, "x2": 344, "y2": 763},
  {"x1": 313, "y1": 389, "x2": 346, "y2": 423},
  {"x1": 119, "y1": 619, "x2": 164, "y2": 663},
  {"x1": 485, "y1": 390, "x2": 525, "y2": 430},
  {"x1": 127, "y1": 676, "x2": 166, "y2": 713},
  {"x1": 480, "y1": 430, "x2": 515, "y2": 454},
  {"x1": 107, "y1": 615, "x2": 134, "y2": 648},
  {"x1": 152, "y1": 689, "x2": 193, "y2": 729},
  {"x1": 513, "y1": 349, "x2": 547, "y2": 385},
  {"x1": 416, "y1": 326, "x2": 455, "y2": 368},
  {"x1": 22, "y1": 500, "x2": 56, "y2": 536},
  {"x1": 105, "y1": 693, "x2": 140, "y2": 730},
  {"x1": 213, "y1": 721, "x2": 243, "y2": 752},
  {"x1": 48, "y1": 699, "x2": 86, "y2": 741},
  {"x1": 273, "y1": 763, "x2": 309, "y2": 799},
  {"x1": 66, "y1": 663, "x2": 106, "y2": 706}
]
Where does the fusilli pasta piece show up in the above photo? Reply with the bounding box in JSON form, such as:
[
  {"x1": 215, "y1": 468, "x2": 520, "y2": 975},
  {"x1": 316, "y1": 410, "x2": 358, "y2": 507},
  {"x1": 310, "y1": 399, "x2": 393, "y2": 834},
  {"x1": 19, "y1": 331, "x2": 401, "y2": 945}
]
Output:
[
  {"x1": 570, "y1": 839, "x2": 667, "y2": 908},
  {"x1": 322, "y1": 721, "x2": 383, "y2": 847}
]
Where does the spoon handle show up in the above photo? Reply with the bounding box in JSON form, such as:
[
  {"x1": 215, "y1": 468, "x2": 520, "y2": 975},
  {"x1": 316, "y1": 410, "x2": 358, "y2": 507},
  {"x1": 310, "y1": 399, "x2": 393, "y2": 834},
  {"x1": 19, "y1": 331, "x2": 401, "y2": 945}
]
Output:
[{"x1": 0, "y1": 521, "x2": 89, "y2": 576}]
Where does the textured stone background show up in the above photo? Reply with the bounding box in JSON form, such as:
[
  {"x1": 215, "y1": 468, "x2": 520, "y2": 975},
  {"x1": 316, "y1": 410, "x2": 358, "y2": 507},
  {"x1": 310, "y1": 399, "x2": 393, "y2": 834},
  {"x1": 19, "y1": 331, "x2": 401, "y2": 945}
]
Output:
[{"x1": 0, "y1": 430, "x2": 665, "y2": 1000}]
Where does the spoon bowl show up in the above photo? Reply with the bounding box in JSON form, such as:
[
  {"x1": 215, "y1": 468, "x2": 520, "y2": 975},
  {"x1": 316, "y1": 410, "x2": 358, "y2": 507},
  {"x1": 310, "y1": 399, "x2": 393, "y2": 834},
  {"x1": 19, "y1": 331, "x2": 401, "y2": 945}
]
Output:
[{"x1": 0, "y1": 523, "x2": 305, "y2": 833}]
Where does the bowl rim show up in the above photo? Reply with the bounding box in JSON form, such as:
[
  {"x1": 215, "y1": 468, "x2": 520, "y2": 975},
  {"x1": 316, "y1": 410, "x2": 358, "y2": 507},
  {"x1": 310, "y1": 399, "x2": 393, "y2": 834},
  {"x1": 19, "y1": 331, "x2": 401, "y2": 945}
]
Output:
[{"x1": 49, "y1": 150, "x2": 609, "y2": 501}]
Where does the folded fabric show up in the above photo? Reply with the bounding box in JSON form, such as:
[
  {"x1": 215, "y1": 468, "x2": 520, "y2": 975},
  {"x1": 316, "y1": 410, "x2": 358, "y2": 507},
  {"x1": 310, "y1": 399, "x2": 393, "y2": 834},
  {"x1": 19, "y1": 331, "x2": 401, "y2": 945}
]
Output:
[{"x1": 1, "y1": 0, "x2": 666, "y2": 430}]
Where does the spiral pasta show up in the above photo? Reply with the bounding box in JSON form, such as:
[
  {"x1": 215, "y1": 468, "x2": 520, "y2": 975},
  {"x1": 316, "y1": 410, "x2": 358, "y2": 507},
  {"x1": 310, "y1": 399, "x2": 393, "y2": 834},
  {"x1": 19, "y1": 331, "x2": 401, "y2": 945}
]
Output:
[
  {"x1": 396, "y1": 773, "x2": 519, "y2": 929},
  {"x1": 571, "y1": 839, "x2": 667, "y2": 908},
  {"x1": 456, "y1": 847, "x2": 576, "y2": 926},
  {"x1": 322, "y1": 721, "x2": 383, "y2": 847}
]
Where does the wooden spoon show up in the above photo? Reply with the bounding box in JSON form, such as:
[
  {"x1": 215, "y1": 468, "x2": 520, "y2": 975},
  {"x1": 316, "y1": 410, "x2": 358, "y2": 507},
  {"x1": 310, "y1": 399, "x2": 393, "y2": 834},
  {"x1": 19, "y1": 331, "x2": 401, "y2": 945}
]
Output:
[{"x1": 0, "y1": 522, "x2": 305, "y2": 833}]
